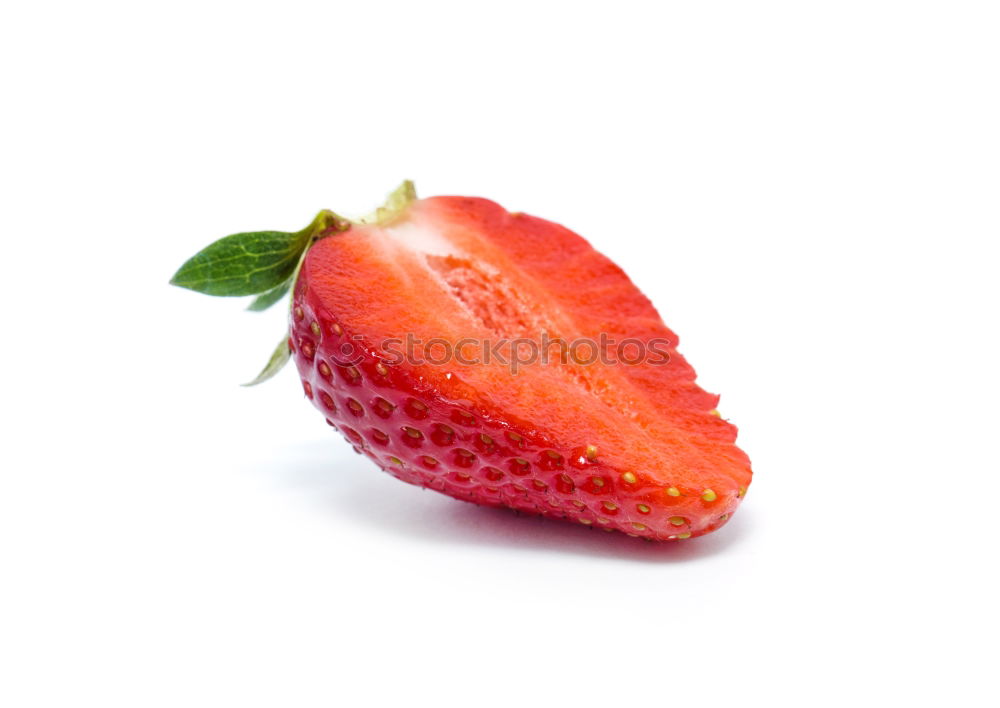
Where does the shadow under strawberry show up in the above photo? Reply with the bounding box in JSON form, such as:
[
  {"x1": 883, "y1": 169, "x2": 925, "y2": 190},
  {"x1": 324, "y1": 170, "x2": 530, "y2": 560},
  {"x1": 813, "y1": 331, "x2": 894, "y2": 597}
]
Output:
[{"x1": 259, "y1": 440, "x2": 752, "y2": 563}]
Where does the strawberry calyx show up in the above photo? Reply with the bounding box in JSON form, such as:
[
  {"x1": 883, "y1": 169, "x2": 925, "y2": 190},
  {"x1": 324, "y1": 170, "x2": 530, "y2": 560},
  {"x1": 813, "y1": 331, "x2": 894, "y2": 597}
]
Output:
[
  {"x1": 169, "y1": 181, "x2": 417, "y2": 384},
  {"x1": 359, "y1": 180, "x2": 417, "y2": 226}
]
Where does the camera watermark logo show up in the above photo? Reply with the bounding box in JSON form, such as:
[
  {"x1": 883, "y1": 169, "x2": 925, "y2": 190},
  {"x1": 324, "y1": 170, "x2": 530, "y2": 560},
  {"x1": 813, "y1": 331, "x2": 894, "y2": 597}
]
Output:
[{"x1": 327, "y1": 331, "x2": 671, "y2": 374}]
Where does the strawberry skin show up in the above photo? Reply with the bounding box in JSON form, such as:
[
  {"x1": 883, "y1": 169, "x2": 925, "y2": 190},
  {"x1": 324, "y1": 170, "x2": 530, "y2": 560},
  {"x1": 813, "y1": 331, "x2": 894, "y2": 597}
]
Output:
[{"x1": 288, "y1": 195, "x2": 752, "y2": 541}]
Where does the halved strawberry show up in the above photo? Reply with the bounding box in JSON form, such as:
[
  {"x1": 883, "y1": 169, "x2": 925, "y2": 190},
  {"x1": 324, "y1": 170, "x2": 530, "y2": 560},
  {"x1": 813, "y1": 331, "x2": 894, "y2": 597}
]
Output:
[{"x1": 172, "y1": 183, "x2": 751, "y2": 541}]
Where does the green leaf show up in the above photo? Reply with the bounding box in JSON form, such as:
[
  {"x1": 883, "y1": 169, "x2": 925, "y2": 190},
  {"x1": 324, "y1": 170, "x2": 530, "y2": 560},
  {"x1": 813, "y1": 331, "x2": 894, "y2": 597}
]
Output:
[
  {"x1": 383, "y1": 179, "x2": 416, "y2": 216},
  {"x1": 242, "y1": 336, "x2": 292, "y2": 386},
  {"x1": 170, "y1": 210, "x2": 348, "y2": 298},
  {"x1": 246, "y1": 280, "x2": 291, "y2": 311},
  {"x1": 170, "y1": 229, "x2": 309, "y2": 297},
  {"x1": 360, "y1": 180, "x2": 417, "y2": 225}
]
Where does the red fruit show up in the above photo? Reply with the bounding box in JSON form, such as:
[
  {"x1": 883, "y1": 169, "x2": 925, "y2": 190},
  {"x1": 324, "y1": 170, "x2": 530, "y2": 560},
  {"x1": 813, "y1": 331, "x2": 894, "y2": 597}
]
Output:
[{"x1": 286, "y1": 190, "x2": 752, "y2": 540}]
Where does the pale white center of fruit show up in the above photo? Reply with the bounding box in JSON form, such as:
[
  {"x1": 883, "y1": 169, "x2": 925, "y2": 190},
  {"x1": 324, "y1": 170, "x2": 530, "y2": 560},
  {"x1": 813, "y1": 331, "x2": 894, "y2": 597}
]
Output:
[{"x1": 381, "y1": 220, "x2": 458, "y2": 257}]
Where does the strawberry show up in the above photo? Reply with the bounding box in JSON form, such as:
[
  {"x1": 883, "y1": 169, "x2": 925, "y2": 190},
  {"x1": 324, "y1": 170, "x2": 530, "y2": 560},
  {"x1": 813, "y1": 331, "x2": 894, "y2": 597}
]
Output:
[{"x1": 172, "y1": 183, "x2": 752, "y2": 540}]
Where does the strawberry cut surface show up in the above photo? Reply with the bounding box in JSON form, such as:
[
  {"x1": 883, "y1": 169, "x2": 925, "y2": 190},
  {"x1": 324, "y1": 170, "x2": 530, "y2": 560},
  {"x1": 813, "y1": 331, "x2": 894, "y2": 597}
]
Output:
[{"x1": 289, "y1": 195, "x2": 752, "y2": 541}]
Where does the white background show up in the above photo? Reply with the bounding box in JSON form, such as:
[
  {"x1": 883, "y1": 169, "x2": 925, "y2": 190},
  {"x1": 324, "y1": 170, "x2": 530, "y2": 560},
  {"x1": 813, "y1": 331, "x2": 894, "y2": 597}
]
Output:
[{"x1": 2, "y1": 2, "x2": 998, "y2": 706}]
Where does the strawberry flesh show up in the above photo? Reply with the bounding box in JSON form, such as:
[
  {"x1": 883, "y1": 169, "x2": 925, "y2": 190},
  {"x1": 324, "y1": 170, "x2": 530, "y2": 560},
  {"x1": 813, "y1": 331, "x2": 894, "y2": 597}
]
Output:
[{"x1": 291, "y1": 196, "x2": 752, "y2": 540}]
